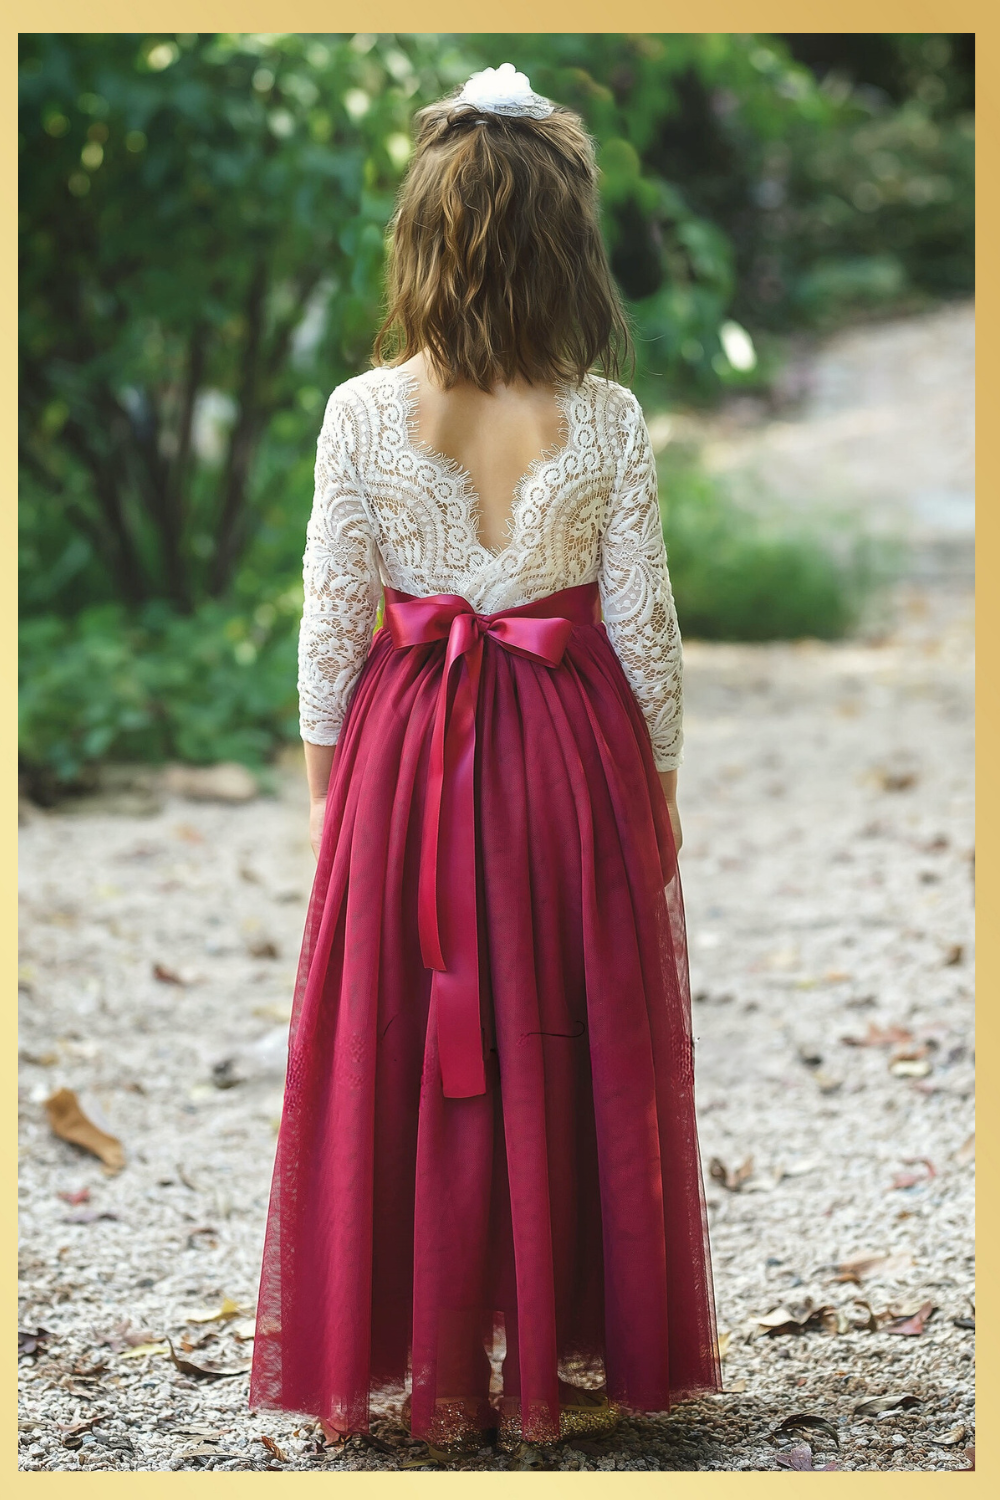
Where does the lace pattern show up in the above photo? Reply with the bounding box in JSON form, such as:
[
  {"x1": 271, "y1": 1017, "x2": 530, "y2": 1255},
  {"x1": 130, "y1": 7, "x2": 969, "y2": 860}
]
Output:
[{"x1": 298, "y1": 366, "x2": 683, "y2": 769}]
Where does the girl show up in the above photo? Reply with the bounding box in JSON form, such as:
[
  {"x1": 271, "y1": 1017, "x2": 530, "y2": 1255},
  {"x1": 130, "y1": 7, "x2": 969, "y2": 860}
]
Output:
[{"x1": 250, "y1": 63, "x2": 721, "y2": 1456}]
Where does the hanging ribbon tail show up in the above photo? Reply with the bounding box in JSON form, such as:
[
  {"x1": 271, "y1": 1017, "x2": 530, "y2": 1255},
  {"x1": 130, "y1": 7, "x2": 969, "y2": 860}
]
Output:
[{"x1": 383, "y1": 583, "x2": 599, "y2": 1100}]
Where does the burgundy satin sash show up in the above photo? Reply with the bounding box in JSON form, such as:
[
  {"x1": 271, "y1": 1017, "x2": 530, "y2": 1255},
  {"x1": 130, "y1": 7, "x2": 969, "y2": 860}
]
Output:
[{"x1": 384, "y1": 581, "x2": 602, "y2": 1098}]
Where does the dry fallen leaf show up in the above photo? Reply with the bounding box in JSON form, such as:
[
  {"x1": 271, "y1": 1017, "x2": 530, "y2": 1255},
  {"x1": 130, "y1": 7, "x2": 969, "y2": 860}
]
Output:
[
  {"x1": 883, "y1": 1300, "x2": 935, "y2": 1336},
  {"x1": 259, "y1": 1435, "x2": 288, "y2": 1463},
  {"x1": 178, "y1": 1441, "x2": 237, "y2": 1461},
  {"x1": 166, "y1": 1337, "x2": 249, "y2": 1381},
  {"x1": 716, "y1": 1330, "x2": 732, "y2": 1361},
  {"x1": 45, "y1": 1089, "x2": 124, "y2": 1174},
  {"x1": 943, "y1": 944, "x2": 964, "y2": 967},
  {"x1": 854, "y1": 1394, "x2": 921, "y2": 1417},
  {"x1": 771, "y1": 1413, "x2": 840, "y2": 1449},
  {"x1": 841, "y1": 1023, "x2": 914, "y2": 1049},
  {"x1": 19, "y1": 1048, "x2": 58, "y2": 1066},
  {"x1": 248, "y1": 938, "x2": 280, "y2": 960},
  {"x1": 182, "y1": 1297, "x2": 248, "y2": 1325},
  {"x1": 710, "y1": 1155, "x2": 753, "y2": 1192},
  {"x1": 874, "y1": 768, "x2": 917, "y2": 792},
  {"x1": 119, "y1": 1342, "x2": 170, "y2": 1359},
  {"x1": 932, "y1": 1425, "x2": 967, "y2": 1446},
  {"x1": 749, "y1": 1299, "x2": 853, "y2": 1340},
  {"x1": 18, "y1": 1327, "x2": 52, "y2": 1358},
  {"x1": 830, "y1": 1250, "x2": 914, "y2": 1284}
]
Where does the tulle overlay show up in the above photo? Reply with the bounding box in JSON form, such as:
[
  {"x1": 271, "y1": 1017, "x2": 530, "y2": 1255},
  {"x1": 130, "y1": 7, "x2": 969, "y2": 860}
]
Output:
[{"x1": 250, "y1": 609, "x2": 721, "y2": 1445}]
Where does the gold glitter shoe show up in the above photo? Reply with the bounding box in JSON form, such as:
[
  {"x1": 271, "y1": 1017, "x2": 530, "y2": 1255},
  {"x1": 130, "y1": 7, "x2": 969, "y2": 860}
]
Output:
[{"x1": 558, "y1": 1382, "x2": 620, "y2": 1441}]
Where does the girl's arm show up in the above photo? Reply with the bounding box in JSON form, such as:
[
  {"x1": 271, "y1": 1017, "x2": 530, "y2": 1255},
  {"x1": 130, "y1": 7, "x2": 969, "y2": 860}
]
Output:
[
  {"x1": 598, "y1": 389, "x2": 684, "y2": 854},
  {"x1": 297, "y1": 387, "x2": 381, "y2": 858},
  {"x1": 305, "y1": 741, "x2": 336, "y2": 858}
]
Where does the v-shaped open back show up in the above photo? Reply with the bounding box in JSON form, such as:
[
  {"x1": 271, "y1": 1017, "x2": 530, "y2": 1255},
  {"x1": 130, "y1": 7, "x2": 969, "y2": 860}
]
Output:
[{"x1": 396, "y1": 366, "x2": 575, "y2": 561}]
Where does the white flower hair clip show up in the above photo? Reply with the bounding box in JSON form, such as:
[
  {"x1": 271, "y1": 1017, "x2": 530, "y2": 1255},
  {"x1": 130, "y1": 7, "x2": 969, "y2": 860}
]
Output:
[{"x1": 453, "y1": 62, "x2": 555, "y2": 121}]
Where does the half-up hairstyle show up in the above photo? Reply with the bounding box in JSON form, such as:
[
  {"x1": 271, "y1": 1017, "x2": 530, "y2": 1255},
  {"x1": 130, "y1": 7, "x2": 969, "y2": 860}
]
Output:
[{"x1": 373, "y1": 94, "x2": 633, "y2": 390}]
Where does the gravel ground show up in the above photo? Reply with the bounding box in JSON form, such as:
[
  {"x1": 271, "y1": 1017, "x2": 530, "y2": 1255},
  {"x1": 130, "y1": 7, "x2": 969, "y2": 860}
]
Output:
[{"x1": 18, "y1": 309, "x2": 974, "y2": 1474}]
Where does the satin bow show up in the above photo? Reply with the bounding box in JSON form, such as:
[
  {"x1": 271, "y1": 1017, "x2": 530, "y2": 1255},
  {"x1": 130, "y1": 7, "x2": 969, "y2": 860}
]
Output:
[{"x1": 384, "y1": 582, "x2": 601, "y2": 1097}]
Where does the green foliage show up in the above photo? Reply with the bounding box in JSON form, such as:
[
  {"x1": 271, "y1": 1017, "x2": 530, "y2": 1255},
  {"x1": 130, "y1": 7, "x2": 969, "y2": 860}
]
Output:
[
  {"x1": 19, "y1": 587, "x2": 301, "y2": 794},
  {"x1": 19, "y1": 32, "x2": 470, "y2": 611},
  {"x1": 661, "y1": 456, "x2": 889, "y2": 642},
  {"x1": 16, "y1": 32, "x2": 958, "y2": 785}
]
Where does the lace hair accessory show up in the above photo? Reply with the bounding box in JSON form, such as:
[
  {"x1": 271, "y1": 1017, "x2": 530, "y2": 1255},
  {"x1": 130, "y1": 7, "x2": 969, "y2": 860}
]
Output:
[{"x1": 453, "y1": 62, "x2": 555, "y2": 121}]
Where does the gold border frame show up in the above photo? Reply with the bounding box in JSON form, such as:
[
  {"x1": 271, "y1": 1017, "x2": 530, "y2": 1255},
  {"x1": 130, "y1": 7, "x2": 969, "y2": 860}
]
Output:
[{"x1": 9, "y1": 7, "x2": 985, "y2": 1492}]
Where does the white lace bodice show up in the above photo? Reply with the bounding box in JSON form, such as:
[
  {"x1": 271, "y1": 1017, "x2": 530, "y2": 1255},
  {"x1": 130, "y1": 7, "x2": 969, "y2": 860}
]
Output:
[{"x1": 298, "y1": 365, "x2": 683, "y2": 770}]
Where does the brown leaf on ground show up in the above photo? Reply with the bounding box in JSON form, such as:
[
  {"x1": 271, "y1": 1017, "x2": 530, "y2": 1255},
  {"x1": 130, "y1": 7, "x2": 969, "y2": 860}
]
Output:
[
  {"x1": 750, "y1": 1299, "x2": 853, "y2": 1339},
  {"x1": 45, "y1": 1088, "x2": 125, "y2": 1173},
  {"x1": 883, "y1": 1300, "x2": 935, "y2": 1336},
  {"x1": 165, "y1": 1337, "x2": 249, "y2": 1381},
  {"x1": 830, "y1": 1250, "x2": 914, "y2": 1284},
  {"x1": 153, "y1": 962, "x2": 184, "y2": 985},
  {"x1": 943, "y1": 944, "x2": 964, "y2": 966},
  {"x1": 771, "y1": 1413, "x2": 840, "y2": 1448},
  {"x1": 841, "y1": 1023, "x2": 914, "y2": 1048},
  {"x1": 182, "y1": 1297, "x2": 248, "y2": 1325},
  {"x1": 854, "y1": 1393, "x2": 921, "y2": 1416},
  {"x1": 874, "y1": 769, "x2": 917, "y2": 792},
  {"x1": 18, "y1": 1327, "x2": 52, "y2": 1357},
  {"x1": 247, "y1": 938, "x2": 279, "y2": 960},
  {"x1": 710, "y1": 1155, "x2": 753, "y2": 1192},
  {"x1": 932, "y1": 1424, "x2": 967, "y2": 1446},
  {"x1": 259, "y1": 1434, "x2": 288, "y2": 1462}
]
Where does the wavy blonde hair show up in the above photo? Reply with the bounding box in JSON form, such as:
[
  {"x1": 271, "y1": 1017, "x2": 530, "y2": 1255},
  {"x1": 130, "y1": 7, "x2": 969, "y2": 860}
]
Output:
[{"x1": 373, "y1": 95, "x2": 632, "y2": 390}]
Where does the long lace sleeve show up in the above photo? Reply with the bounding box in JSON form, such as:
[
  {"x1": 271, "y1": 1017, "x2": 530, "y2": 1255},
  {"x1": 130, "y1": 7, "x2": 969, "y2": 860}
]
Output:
[
  {"x1": 598, "y1": 390, "x2": 683, "y2": 771},
  {"x1": 297, "y1": 390, "x2": 381, "y2": 745}
]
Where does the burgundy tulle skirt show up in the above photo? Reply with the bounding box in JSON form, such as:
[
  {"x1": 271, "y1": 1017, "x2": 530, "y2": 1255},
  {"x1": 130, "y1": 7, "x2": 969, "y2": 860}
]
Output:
[{"x1": 249, "y1": 601, "x2": 721, "y2": 1446}]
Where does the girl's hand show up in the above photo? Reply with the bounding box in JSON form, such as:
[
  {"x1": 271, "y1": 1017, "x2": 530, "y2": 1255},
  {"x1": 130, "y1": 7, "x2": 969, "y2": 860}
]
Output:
[
  {"x1": 309, "y1": 799, "x2": 326, "y2": 860},
  {"x1": 303, "y1": 741, "x2": 336, "y2": 860},
  {"x1": 657, "y1": 769, "x2": 682, "y2": 854}
]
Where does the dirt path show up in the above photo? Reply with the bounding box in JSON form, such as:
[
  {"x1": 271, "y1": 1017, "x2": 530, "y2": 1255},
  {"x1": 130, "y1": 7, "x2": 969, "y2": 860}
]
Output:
[{"x1": 18, "y1": 309, "x2": 974, "y2": 1474}]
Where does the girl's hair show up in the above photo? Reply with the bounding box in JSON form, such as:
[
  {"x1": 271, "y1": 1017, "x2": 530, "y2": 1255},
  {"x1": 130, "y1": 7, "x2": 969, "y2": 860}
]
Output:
[{"x1": 373, "y1": 95, "x2": 633, "y2": 390}]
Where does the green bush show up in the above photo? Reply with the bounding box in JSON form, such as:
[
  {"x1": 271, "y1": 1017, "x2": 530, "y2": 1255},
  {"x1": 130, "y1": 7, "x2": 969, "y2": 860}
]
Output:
[
  {"x1": 19, "y1": 469, "x2": 893, "y2": 796},
  {"x1": 662, "y1": 456, "x2": 891, "y2": 641},
  {"x1": 19, "y1": 589, "x2": 301, "y2": 798}
]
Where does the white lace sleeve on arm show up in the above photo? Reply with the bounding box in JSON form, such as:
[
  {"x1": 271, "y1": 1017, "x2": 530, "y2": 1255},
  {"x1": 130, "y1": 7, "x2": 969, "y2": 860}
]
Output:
[
  {"x1": 598, "y1": 391, "x2": 683, "y2": 771},
  {"x1": 297, "y1": 392, "x2": 381, "y2": 746}
]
